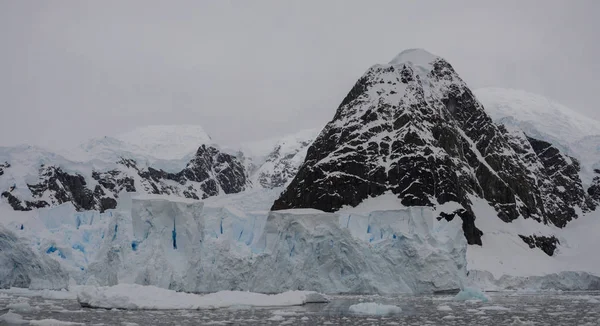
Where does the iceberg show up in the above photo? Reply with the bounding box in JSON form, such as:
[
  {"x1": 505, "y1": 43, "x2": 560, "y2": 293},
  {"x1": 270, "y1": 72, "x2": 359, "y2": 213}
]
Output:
[
  {"x1": 75, "y1": 284, "x2": 328, "y2": 310},
  {"x1": 348, "y1": 302, "x2": 402, "y2": 315},
  {"x1": 454, "y1": 287, "x2": 490, "y2": 302}
]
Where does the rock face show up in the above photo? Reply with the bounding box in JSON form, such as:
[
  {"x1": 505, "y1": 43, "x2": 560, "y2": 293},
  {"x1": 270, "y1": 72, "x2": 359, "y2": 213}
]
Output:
[
  {"x1": 2, "y1": 145, "x2": 248, "y2": 212},
  {"x1": 272, "y1": 49, "x2": 595, "y2": 245},
  {"x1": 0, "y1": 161, "x2": 9, "y2": 176},
  {"x1": 590, "y1": 170, "x2": 600, "y2": 203},
  {"x1": 518, "y1": 235, "x2": 560, "y2": 256}
]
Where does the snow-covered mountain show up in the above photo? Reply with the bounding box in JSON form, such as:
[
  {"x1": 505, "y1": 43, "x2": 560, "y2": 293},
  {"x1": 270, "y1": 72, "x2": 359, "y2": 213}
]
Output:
[
  {"x1": 0, "y1": 126, "x2": 318, "y2": 213},
  {"x1": 273, "y1": 49, "x2": 597, "y2": 248},
  {"x1": 0, "y1": 143, "x2": 249, "y2": 212},
  {"x1": 65, "y1": 125, "x2": 214, "y2": 172},
  {"x1": 1, "y1": 49, "x2": 600, "y2": 295},
  {"x1": 476, "y1": 88, "x2": 600, "y2": 144},
  {"x1": 239, "y1": 129, "x2": 320, "y2": 188},
  {"x1": 476, "y1": 88, "x2": 600, "y2": 185}
]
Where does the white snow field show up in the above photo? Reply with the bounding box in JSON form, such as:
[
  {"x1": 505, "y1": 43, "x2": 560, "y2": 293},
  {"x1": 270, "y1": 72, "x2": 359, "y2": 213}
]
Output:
[
  {"x1": 68, "y1": 125, "x2": 214, "y2": 165},
  {"x1": 476, "y1": 87, "x2": 600, "y2": 184},
  {"x1": 466, "y1": 196, "x2": 600, "y2": 290},
  {"x1": 75, "y1": 284, "x2": 328, "y2": 310}
]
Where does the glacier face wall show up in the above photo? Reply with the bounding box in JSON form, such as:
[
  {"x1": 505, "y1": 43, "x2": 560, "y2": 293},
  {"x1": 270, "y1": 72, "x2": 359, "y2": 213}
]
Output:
[
  {"x1": 248, "y1": 209, "x2": 466, "y2": 294},
  {"x1": 35, "y1": 195, "x2": 466, "y2": 294},
  {"x1": 4, "y1": 191, "x2": 600, "y2": 293},
  {"x1": 0, "y1": 226, "x2": 69, "y2": 290}
]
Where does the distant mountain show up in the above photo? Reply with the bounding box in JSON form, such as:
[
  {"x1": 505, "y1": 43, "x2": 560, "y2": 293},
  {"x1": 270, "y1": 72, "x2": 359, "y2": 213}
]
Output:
[
  {"x1": 272, "y1": 49, "x2": 597, "y2": 247},
  {"x1": 476, "y1": 88, "x2": 600, "y2": 184},
  {"x1": 64, "y1": 125, "x2": 214, "y2": 172},
  {"x1": 0, "y1": 143, "x2": 248, "y2": 212},
  {"x1": 0, "y1": 126, "x2": 317, "y2": 213},
  {"x1": 239, "y1": 129, "x2": 320, "y2": 189}
]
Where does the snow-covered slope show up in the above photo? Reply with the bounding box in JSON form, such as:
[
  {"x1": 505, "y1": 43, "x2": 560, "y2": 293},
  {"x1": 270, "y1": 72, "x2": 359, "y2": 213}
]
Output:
[
  {"x1": 239, "y1": 129, "x2": 320, "y2": 188},
  {"x1": 116, "y1": 125, "x2": 213, "y2": 160},
  {"x1": 476, "y1": 88, "x2": 600, "y2": 184},
  {"x1": 476, "y1": 88, "x2": 600, "y2": 144},
  {"x1": 66, "y1": 125, "x2": 213, "y2": 172}
]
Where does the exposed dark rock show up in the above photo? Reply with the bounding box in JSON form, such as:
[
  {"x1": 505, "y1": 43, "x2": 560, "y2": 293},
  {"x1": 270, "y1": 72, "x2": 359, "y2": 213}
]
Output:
[
  {"x1": 1, "y1": 191, "x2": 48, "y2": 211},
  {"x1": 519, "y1": 235, "x2": 560, "y2": 256},
  {"x1": 27, "y1": 166, "x2": 97, "y2": 211},
  {"x1": 92, "y1": 170, "x2": 136, "y2": 194},
  {"x1": 438, "y1": 209, "x2": 483, "y2": 246},
  {"x1": 0, "y1": 161, "x2": 9, "y2": 176},
  {"x1": 589, "y1": 174, "x2": 600, "y2": 203},
  {"x1": 272, "y1": 50, "x2": 594, "y2": 245}
]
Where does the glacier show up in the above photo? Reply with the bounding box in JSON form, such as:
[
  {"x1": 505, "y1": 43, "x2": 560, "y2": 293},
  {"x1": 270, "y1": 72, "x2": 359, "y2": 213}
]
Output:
[
  {"x1": 0, "y1": 225, "x2": 69, "y2": 290},
  {"x1": 0, "y1": 190, "x2": 467, "y2": 294}
]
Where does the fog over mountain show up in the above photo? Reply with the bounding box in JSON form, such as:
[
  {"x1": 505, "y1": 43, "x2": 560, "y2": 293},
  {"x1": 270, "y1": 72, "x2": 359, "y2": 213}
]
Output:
[{"x1": 1, "y1": 0, "x2": 599, "y2": 149}]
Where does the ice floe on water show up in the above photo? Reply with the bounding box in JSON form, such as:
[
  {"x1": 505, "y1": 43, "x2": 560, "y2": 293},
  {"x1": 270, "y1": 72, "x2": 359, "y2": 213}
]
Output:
[
  {"x1": 0, "y1": 288, "x2": 76, "y2": 300},
  {"x1": 74, "y1": 284, "x2": 328, "y2": 310},
  {"x1": 0, "y1": 311, "x2": 27, "y2": 324},
  {"x1": 454, "y1": 287, "x2": 490, "y2": 302},
  {"x1": 28, "y1": 319, "x2": 84, "y2": 325},
  {"x1": 437, "y1": 305, "x2": 453, "y2": 311},
  {"x1": 348, "y1": 302, "x2": 402, "y2": 316}
]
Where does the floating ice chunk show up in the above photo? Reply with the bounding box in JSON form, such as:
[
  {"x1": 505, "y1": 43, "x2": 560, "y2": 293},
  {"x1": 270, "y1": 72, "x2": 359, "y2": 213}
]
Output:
[
  {"x1": 0, "y1": 312, "x2": 27, "y2": 324},
  {"x1": 437, "y1": 305, "x2": 452, "y2": 311},
  {"x1": 478, "y1": 305, "x2": 510, "y2": 311},
  {"x1": 6, "y1": 302, "x2": 36, "y2": 312},
  {"x1": 0, "y1": 288, "x2": 76, "y2": 300},
  {"x1": 510, "y1": 316, "x2": 535, "y2": 325},
  {"x1": 348, "y1": 302, "x2": 402, "y2": 316},
  {"x1": 587, "y1": 297, "x2": 600, "y2": 303},
  {"x1": 454, "y1": 287, "x2": 490, "y2": 302},
  {"x1": 75, "y1": 284, "x2": 328, "y2": 310},
  {"x1": 29, "y1": 319, "x2": 84, "y2": 325}
]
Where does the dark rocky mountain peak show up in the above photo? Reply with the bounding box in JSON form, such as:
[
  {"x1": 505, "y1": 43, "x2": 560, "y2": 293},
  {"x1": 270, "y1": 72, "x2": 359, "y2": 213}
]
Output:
[{"x1": 272, "y1": 49, "x2": 596, "y2": 245}]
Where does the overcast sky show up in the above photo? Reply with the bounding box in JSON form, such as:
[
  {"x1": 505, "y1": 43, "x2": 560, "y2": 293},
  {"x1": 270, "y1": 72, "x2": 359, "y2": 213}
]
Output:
[{"x1": 1, "y1": 0, "x2": 598, "y2": 150}]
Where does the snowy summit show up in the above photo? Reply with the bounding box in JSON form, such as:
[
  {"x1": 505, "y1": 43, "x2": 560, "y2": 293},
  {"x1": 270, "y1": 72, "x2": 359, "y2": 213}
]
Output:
[{"x1": 389, "y1": 48, "x2": 440, "y2": 68}]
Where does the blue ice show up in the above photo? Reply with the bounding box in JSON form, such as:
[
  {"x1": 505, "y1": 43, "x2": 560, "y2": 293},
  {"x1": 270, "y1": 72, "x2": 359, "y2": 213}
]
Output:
[
  {"x1": 46, "y1": 246, "x2": 66, "y2": 259},
  {"x1": 112, "y1": 224, "x2": 118, "y2": 241},
  {"x1": 72, "y1": 244, "x2": 85, "y2": 253},
  {"x1": 172, "y1": 219, "x2": 177, "y2": 250},
  {"x1": 454, "y1": 287, "x2": 490, "y2": 302}
]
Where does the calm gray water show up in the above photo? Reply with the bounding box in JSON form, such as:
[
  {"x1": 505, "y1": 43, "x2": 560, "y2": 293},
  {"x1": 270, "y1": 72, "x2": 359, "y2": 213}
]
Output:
[{"x1": 1, "y1": 291, "x2": 600, "y2": 325}]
